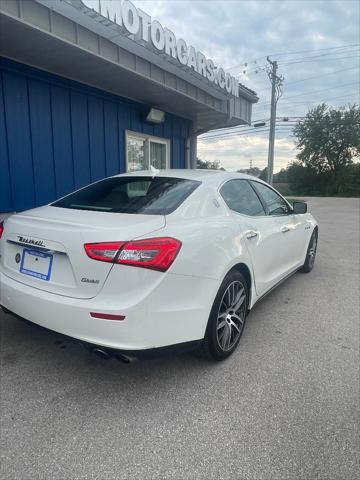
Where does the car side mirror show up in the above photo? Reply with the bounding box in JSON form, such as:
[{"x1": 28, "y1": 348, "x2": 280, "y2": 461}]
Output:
[{"x1": 292, "y1": 201, "x2": 307, "y2": 214}]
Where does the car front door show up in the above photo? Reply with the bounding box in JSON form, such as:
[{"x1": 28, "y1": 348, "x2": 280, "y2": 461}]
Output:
[
  {"x1": 249, "y1": 180, "x2": 307, "y2": 277},
  {"x1": 220, "y1": 179, "x2": 294, "y2": 297}
]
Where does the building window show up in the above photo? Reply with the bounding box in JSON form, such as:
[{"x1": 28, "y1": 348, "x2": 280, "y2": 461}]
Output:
[{"x1": 126, "y1": 131, "x2": 170, "y2": 172}]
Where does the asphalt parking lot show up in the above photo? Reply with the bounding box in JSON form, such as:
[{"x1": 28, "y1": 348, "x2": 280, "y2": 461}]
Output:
[{"x1": 0, "y1": 197, "x2": 359, "y2": 480}]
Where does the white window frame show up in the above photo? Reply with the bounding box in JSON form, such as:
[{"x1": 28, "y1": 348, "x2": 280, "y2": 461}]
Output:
[{"x1": 125, "y1": 130, "x2": 170, "y2": 172}]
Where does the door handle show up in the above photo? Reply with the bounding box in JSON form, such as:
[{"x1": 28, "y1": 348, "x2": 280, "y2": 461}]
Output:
[
  {"x1": 246, "y1": 230, "x2": 258, "y2": 239},
  {"x1": 281, "y1": 226, "x2": 290, "y2": 233}
]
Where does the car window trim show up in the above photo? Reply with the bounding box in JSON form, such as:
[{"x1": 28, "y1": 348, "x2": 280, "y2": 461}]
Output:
[{"x1": 249, "y1": 180, "x2": 293, "y2": 217}]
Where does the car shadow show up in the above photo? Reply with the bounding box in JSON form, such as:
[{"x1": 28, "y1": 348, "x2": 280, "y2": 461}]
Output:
[{"x1": 0, "y1": 268, "x2": 318, "y2": 400}]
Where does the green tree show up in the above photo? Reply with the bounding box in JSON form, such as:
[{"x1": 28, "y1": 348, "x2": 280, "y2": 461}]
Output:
[
  {"x1": 286, "y1": 161, "x2": 318, "y2": 195},
  {"x1": 259, "y1": 167, "x2": 268, "y2": 181},
  {"x1": 197, "y1": 158, "x2": 221, "y2": 170},
  {"x1": 273, "y1": 168, "x2": 288, "y2": 182},
  {"x1": 237, "y1": 167, "x2": 261, "y2": 177},
  {"x1": 293, "y1": 104, "x2": 360, "y2": 194}
]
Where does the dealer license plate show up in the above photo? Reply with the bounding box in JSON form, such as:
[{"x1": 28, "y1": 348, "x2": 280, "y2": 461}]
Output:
[{"x1": 20, "y1": 248, "x2": 53, "y2": 281}]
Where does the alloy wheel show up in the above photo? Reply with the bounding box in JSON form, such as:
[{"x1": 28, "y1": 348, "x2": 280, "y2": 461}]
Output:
[
  {"x1": 308, "y1": 233, "x2": 317, "y2": 268},
  {"x1": 216, "y1": 280, "x2": 246, "y2": 351}
]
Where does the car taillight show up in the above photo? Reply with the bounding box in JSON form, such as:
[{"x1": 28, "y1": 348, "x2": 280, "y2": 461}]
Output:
[
  {"x1": 0, "y1": 221, "x2": 4, "y2": 240},
  {"x1": 117, "y1": 237, "x2": 182, "y2": 271},
  {"x1": 84, "y1": 237, "x2": 181, "y2": 272},
  {"x1": 84, "y1": 242, "x2": 125, "y2": 263}
]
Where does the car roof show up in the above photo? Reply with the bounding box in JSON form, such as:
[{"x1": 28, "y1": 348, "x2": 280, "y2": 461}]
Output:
[{"x1": 115, "y1": 169, "x2": 263, "y2": 186}]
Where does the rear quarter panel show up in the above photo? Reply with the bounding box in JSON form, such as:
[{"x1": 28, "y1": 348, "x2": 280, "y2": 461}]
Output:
[
  {"x1": 154, "y1": 185, "x2": 256, "y2": 307},
  {"x1": 164, "y1": 216, "x2": 249, "y2": 280}
]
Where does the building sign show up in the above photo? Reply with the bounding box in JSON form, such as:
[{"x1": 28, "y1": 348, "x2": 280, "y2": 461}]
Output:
[{"x1": 82, "y1": 0, "x2": 240, "y2": 97}]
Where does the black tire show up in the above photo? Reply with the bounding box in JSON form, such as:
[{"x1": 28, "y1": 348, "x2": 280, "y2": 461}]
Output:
[
  {"x1": 299, "y1": 229, "x2": 318, "y2": 273},
  {"x1": 201, "y1": 270, "x2": 249, "y2": 361}
]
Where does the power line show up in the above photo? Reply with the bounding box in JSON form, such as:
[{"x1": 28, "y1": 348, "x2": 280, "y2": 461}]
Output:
[
  {"x1": 256, "y1": 92, "x2": 359, "y2": 110},
  {"x1": 227, "y1": 43, "x2": 359, "y2": 72},
  {"x1": 199, "y1": 130, "x2": 295, "y2": 142},
  {"x1": 200, "y1": 117, "x2": 270, "y2": 135},
  {"x1": 278, "y1": 94, "x2": 359, "y2": 107},
  {"x1": 268, "y1": 43, "x2": 359, "y2": 58},
  {"x1": 286, "y1": 81, "x2": 359, "y2": 98},
  {"x1": 200, "y1": 115, "x2": 303, "y2": 137},
  {"x1": 280, "y1": 66, "x2": 359, "y2": 87},
  {"x1": 236, "y1": 51, "x2": 358, "y2": 78},
  {"x1": 277, "y1": 48, "x2": 359, "y2": 64},
  {"x1": 200, "y1": 124, "x2": 296, "y2": 141},
  {"x1": 202, "y1": 43, "x2": 359, "y2": 150},
  {"x1": 256, "y1": 82, "x2": 358, "y2": 109},
  {"x1": 233, "y1": 51, "x2": 358, "y2": 79},
  {"x1": 200, "y1": 123, "x2": 296, "y2": 138},
  {"x1": 278, "y1": 54, "x2": 359, "y2": 66},
  {"x1": 255, "y1": 66, "x2": 359, "y2": 93},
  {"x1": 201, "y1": 98, "x2": 360, "y2": 141},
  {"x1": 201, "y1": 128, "x2": 270, "y2": 140},
  {"x1": 200, "y1": 118, "x2": 304, "y2": 140},
  {"x1": 236, "y1": 57, "x2": 358, "y2": 99},
  {"x1": 235, "y1": 66, "x2": 267, "y2": 78},
  {"x1": 201, "y1": 128, "x2": 268, "y2": 139}
]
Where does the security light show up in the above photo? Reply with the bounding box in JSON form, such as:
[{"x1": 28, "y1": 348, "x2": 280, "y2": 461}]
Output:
[{"x1": 146, "y1": 108, "x2": 165, "y2": 124}]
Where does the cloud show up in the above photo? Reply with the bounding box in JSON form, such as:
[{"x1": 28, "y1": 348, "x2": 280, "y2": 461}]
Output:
[
  {"x1": 134, "y1": 0, "x2": 359, "y2": 171},
  {"x1": 198, "y1": 134, "x2": 297, "y2": 171}
]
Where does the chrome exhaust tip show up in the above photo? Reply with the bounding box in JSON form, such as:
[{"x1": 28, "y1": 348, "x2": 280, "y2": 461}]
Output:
[
  {"x1": 92, "y1": 348, "x2": 112, "y2": 360},
  {"x1": 114, "y1": 353, "x2": 137, "y2": 364},
  {"x1": 81, "y1": 342, "x2": 136, "y2": 363}
]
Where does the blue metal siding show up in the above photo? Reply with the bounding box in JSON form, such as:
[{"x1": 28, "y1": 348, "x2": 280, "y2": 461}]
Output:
[
  {"x1": 51, "y1": 86, "x2": 75, "y2": 198},
  {"x1": 0, "y1": 57, "x2": 192, "y2": 212},
  {"x1": 70, "y1": 91, "x2": 91, "y2": 189},
  {"x1": 103, "y1": 101, "x2": 120, "y2": 178},
  {"x1": 2, "y1": 72, "x2": 35, "y2": 210},
  {"x1": 0, "y1": 72, "x2": 12, "y2": 211},
  {"x1": 88, "y1": 96, "x2": 106, "y2": 182},
  {"x1": 28, "y1": 79, "x2": 56, "y2": 206}
]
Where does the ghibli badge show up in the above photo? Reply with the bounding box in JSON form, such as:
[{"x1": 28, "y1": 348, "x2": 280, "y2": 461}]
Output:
[{"x1": 81, "y1": 277, "x2": 100, "y2": 285}]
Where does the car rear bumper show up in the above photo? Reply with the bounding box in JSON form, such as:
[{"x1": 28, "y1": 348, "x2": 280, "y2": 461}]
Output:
[
  {"x1": 0, "y1": 270, "x2": 218, "y2": 350},
  {"x1": 0, "y1": 306, "x2": 202, "y2": 361}
]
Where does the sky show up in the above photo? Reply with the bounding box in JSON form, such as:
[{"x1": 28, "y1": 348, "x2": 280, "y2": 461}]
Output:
[{"x1": 134, "y1": 0, "x2": 359, "y2": 172}]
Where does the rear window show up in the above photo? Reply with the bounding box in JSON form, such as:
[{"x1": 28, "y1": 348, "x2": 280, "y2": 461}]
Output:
[{"x1": 51, "y1": 176, "x2": 201, "y2": 215}]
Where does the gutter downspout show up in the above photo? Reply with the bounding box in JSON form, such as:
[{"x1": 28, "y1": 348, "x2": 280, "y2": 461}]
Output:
[
  {"x1": 189, "y1": 135, "x2": 197, "y2": 169},
  {"x1": 185, "y1": 137, "x2": 191, "y2": 169}
]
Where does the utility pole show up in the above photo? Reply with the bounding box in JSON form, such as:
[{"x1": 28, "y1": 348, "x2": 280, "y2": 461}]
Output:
[{"x1": 266, "y1": 57, "x2": 284, "y2": 184}]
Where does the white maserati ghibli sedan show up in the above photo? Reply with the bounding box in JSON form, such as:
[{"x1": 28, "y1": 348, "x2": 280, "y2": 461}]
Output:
[{"x1": 0, "y1": 170, "x2": 318, "y2": 362}]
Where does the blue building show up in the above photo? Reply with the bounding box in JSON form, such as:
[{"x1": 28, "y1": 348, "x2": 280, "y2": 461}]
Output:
[{"x1": 0, "y1": 0, "x2": 257, "y2": 213}]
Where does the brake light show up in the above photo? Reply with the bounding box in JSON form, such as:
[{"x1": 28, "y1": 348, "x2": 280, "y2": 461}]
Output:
[
  {"x1": 0, "y1": 221, "x2": 4, "y2": 240},
  {"x1": 84, "y1": 237, "x2": 181, "y2": 272}
]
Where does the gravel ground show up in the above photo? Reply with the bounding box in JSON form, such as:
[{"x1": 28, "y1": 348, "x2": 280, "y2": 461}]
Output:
[{"x1": 0, "y1": 197, "x2": 359, "y2": 480}]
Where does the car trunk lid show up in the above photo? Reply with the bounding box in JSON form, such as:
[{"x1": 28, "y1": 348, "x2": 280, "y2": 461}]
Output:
[{"x1": 1, "y1": 206, "x2": 165, "y2": 299}]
